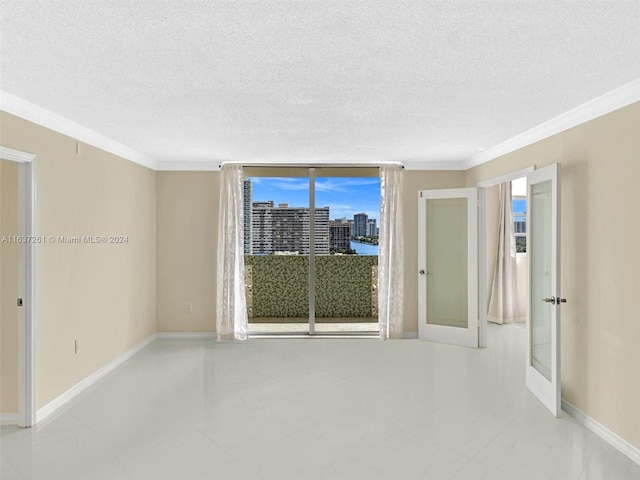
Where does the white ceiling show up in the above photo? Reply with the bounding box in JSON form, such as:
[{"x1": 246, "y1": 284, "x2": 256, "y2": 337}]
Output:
[{"x1": 1, "y1": 1, "x2": 639, "y2": 169}]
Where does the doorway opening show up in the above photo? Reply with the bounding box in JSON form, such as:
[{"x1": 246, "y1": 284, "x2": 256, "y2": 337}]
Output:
[
  {"x1": 0, "y1": 146, "x2": 36, "y2": 428},
  {"x1": 478, "y1": 167, "x2": 533, "y2": 349},
  {"x1": 242, "y1": 167, "x2": 380, "y2": 336}
]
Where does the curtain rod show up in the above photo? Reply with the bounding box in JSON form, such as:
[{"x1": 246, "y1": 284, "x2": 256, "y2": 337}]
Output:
[{"x1": 218, "y1": 162, "x2": 404, "y2": 169}]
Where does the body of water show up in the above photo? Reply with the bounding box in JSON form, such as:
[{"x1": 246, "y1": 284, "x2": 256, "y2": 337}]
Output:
[{"x1": 351, "y1": 241, "x2": 379, "y2": 256}]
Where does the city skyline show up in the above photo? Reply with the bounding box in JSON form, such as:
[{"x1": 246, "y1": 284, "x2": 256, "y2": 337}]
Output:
[{"x1": 248, "y1": 177, "x2": 381, "y2": 221}]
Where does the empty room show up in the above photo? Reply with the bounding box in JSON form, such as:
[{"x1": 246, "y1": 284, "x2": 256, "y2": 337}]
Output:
[{"x1": 1, "y1": 1, "x2": 639, "y2": 479}]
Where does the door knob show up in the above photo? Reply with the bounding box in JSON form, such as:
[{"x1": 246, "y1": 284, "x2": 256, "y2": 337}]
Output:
[
  {"x1": 419, "y1": 269, "x2": 425, "y2": 275},
  {"x1": 559, "y1": 298, "x2": 567, "y2": 303},
  {"x1": 542, "y1": 296, "x2": 556, "y2": 303}
]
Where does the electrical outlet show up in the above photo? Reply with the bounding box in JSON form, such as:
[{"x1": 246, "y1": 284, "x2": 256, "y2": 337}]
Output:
[
  {"x1": 185, "y1": 303, "x2": 192, "y2": 313},
  {"x1": 74, "y1": 340, "x2": 79, "y2": 354}
]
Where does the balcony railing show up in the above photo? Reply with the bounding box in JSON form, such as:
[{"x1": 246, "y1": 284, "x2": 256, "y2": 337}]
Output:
[{"x1": 244, "y1": 255, "x2": 378, "y2": 321}]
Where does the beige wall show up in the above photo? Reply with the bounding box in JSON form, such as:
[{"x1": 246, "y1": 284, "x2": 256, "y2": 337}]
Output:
[
  {"x1": 5, "y1": 99, "x2": 638, "y2": 451},
  {"x1": 1, "y1": 160, "x2": 19, "y2": 414},
  {"x1": 0, "y1": 111, "x2": 157, "y2": 410},
  {"x1": 465, "y1": 101, "x2": 640, "y2": 450},
  {"x1": 156, "y1": 172, "x2": 219, "y2": 332},
  {"x1": 401, "y1": 170, "x2": 467, "y2": 333},
  {"x1": 155, "y1": 169, "x2": 465, "y2": 334}
]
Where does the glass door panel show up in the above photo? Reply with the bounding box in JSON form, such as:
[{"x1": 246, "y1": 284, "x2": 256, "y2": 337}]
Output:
[
  {"x1": 314, "y1": 175, "x2": 380, "y2": 334},
  {"x1": 530, "y1": 180, "x2": 552, "y2": 381},
  {"x1": 244, "y1": 176, "x2": 310, "y2": 334},
  {"x1": 426, "y1": 197, "x2": 468, "y2": 328}
]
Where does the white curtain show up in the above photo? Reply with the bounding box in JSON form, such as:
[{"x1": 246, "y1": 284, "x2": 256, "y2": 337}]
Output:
[
  {"x1": 216, "y1": 164, "x2": 248, "y2": 341},
  {"x1": 378, "y1": 165, "x2": 404, "y2": 339},
  {"x1": 488, "y1": 182, "x2": 521, "y2": 324}
]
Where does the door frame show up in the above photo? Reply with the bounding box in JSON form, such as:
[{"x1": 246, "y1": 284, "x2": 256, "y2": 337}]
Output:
[
  {"x1": 477, "y1": 166, "x2": 534, "y2": 348},
  {"x1": 1, "y1": 146, "x2": 36, "y2": 427}
]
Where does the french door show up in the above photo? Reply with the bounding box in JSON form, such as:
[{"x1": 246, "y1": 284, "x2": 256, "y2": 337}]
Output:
[
  {"x1": 418, "y1": 188, "x2": 478, "y2": 347},
  {"x1": 418, "y1": 167, "x2": 563, "y2": 417},
  {"x1": 526, "y1": 163, "x2": 563, "y2": 417}
]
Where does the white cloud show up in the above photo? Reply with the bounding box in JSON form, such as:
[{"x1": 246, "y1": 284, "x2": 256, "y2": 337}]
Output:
[{"x1": 315, "y1": 177, "x2": 380, "y2": 193}]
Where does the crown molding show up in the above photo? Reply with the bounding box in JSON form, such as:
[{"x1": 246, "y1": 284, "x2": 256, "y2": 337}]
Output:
[
  {"x1": 0, "y1": 91, "x2": 158, "y2": 170},
  {"x1": 0, "y1": 145, "x2": 36, "y2": 163},
  {"x1": 463, "y1": 78, "x2": 640, "y2": 170},
  {"x1": 403, "y1": 160, "x2": 465, "y2": 171},
  {"x1": 4, "y1": 78, "x2": 638, "y2": 173},
  {"x1": 156, "y1": 160, "x2": 223, "y2": 171}
]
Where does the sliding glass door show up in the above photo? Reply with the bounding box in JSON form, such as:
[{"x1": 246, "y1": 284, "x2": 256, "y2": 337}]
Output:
[
  {"x1": 243, "y1": 168, "x2": 379, "y2": 335},
  {"x1": 244, "y1": 173, "x2": 310, "y2": 334},
  {"x1": 314, "y1": 172, "x2": 379, "y2": 334}
]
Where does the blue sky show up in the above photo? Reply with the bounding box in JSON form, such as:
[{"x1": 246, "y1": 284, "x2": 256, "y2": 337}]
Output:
[
  {"x1": 249, "y1": 177, "x2": 381, "y2": 220},
  {"x1": 513, "y1": 198, "x2": 527, "y2": 214}
]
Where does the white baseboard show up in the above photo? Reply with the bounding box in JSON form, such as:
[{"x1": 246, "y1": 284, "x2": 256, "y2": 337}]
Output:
[
  {"x1": 156, "y1": 332, "x2": 215, "y2": 339},
  {"x1": 35, "y1": 334, "x2": 157, "y2": 424},
  {"x1": 1, "y1": 413, "x2": 18, "y2": 425},
  {"x1": 403, "y1": 332, "x2": 418, "y2": 339},
  {"x1": 562, "y1": 399, "x2": 640, "y2": 466}
]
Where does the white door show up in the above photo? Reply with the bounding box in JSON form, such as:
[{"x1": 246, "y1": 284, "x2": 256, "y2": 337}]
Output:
[
  {"x1": 526, "y1": 163, "x2": 563, "y2": 417},
  {"x1": 418, "y1": 188, "x2": 478, "y2": 348}
]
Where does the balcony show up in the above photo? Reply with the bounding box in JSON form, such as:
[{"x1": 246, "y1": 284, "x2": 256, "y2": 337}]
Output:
[{"x1": 244, "y1": 254, "x2": 378, "y2": 334}]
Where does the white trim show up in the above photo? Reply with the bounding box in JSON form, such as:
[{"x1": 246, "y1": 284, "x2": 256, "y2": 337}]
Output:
[
  {"x1": 0, "y1": 414, "x2": 18, "y2": 425},
  {"x1": 404, "y1": 160, "x2": 465, "y2": 171},
  {"x1": 220, "y1": 160, "x2": 404, "y2": 170},
  {"x1": 4, "y1": 80, "x2": 639, "y2": 173},
  {"x1": 562, "y1": 399, "x2": 640, "y2": 467},
  {"x1": 403, "y1": 332, "x2": 418, "y2": 339},
  {"x1": 478, "y1": 186, "x2": 488, "y2": 349},
  {"x1": 16, "y1": 160, "x2": 36, "y2": 427},
  {"x1": 0, "y1": 91, "x2": 157, "y2": 170},
  {"x1": 463, "y1": 79, "x2": 640, "y2": 169},
  {"x1": 156, "y1": 332, "x2": 216, "y2": 339},
  {"x1": 476, "y1": 166, "x2": 536, "y2": 188},
  {"x1": 1, "y1": 148, "x2": 38, "y2": 428},
  {"x1": 0, "y1": 146, "x2": 35, "y2": 163},
  {"x1": 35, "y1": 334, "x2": 156, "y2": 423},
  {"x1": 156, "y1": 160, "x2": 223, "y2": 171}
]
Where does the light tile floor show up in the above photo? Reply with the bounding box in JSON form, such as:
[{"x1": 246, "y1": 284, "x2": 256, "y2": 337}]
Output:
[{"x1": 2, "y1": 324, "x2": 639, "y2": 479}]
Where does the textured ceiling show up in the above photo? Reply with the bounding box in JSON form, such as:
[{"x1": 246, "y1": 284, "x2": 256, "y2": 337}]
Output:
[{"x1": 1, "y1": 1, "x2": 639, "y2": 167}]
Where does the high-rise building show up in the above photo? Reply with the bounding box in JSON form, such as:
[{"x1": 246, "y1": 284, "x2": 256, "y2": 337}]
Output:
[
  {"x1": 367, "y1": 218, "x2": 377, "y2": 237},
  {"x1": 251, "y1": 202, "x2": 329, "y2": 255},
  {"x1": 353, "y1": 212, "x2": 368, "y2": 237},
  {"x1": 251, "y1": 201, "x2": 274, "y2": 255},
  {"x1": 330, "y1": 221, "x2": 351, "y2": 252},
  {"x1": 253, "y1": 201, "x2": 275, "y2": 208},
  {"x1": 243, "y1": 179, "x2": 252, "y2": 253},
  {"x1": 311, "y1": 208, "x2": 330, "y2": 255}
]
